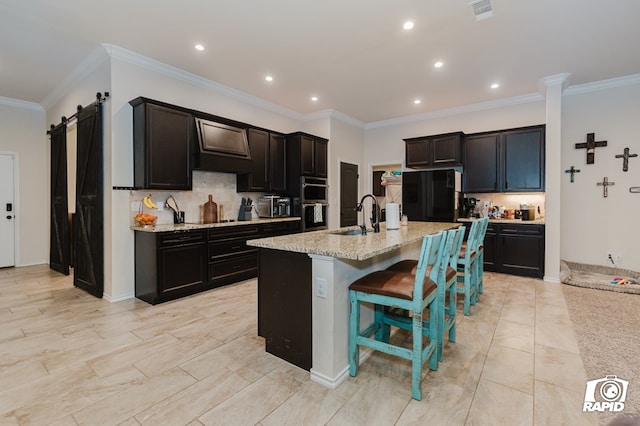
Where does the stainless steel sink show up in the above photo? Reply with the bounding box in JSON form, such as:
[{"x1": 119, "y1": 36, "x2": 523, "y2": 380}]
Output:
[{"x1": 329, "y1": 228, "x2": 370, "y2": 236}]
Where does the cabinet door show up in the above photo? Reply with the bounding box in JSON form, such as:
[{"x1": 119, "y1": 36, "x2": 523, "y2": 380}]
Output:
[
  {"x1": 138, "y1": 103, "x2": 193, "y2": 190},
  {"x1": 245, "y1": 128, "x2": 269, "y2": 191},
  {"x1": 431, "y1": 133, "x2": 462, "y2": 165},
  {"x1": 498, "y1": 225, "x2": 544, "y2": 277},
  {"x1": 158, "y1": 242, "x2": 207, "y2": 296},
  {"x1": 482, "y1": 223, "x2": 498, "y2": 272},
  {"x1": 463, "y1": 133, "x2": 500, "y2": 192},
  {"x1": 300, "y1": 135, "x2": 315, "y2": 176},
  {"x1": 405, "y1": 139, "x2": 429, "y2": 168},
  {"x1": 269, "y1": 133, "x2": 287, "y2": 191},
  {"x1": 314, "y1": 139, "x2": 328, "y2": 178},
  {"x1": 503, "y1": 126, "x2": 545, "y2": 192}
]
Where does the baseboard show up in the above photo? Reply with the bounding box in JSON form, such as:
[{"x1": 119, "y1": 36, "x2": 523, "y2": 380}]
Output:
[
  {"x1": 309, "y1": 347, "x2": 373, "y2": 389},
  {"x1": 103, "y1": 293, "x2": 135, "y2": 303}
]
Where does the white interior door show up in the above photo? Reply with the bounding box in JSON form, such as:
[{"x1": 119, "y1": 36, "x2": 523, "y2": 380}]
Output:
[{"x1": 0, "y1": 154, "x2": 15, "y2": 268}]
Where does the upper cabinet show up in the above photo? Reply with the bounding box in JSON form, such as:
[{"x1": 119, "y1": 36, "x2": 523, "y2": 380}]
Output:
[
  {"x1": 131, "y1": 97, "x2": 193, "y2": 190},
  {"x1": 237, "y1": 129, "x2": 287, "y2": 192},
  {"x1": 463, "y1": 125, "x2": 545, "y2": 193},
  {"x1": 287, "y1": 132, "x2": 328, "y2": 178},
  {"x1": 404, "y1": 132, "x2": 464, "y2": 169}
]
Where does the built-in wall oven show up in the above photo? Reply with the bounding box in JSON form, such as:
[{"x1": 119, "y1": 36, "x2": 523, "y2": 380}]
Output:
[{"x1": 298, "y1": 176, "x2": 328, "y2": 232}]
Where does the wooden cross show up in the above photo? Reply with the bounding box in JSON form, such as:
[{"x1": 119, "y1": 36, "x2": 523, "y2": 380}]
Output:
[
  {"x1": 596, "y1": 176, "x2": 615, "y2": 198},
  {"x1": 575, "y1": 133, "x2": 607, "y2": 164},
  {"x1": 615, "y1": 147, "x2": 637, "y2": 172},
  {"x1": 564, "y1": 165, "x2": 581, "y2": 183}
]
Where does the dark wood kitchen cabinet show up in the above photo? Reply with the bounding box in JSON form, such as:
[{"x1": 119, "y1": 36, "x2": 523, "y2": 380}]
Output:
[
  {"x1": 481, "y1": 222, "x2": 545, "y2": 278},
  {"x1": 208, "y1": 225, "x2": 261, "y2": 288},
  {"x1": 463, "y1": 125, "x2": 545, "y2": 193},
  {"x1": 237, "y1": 129, "x2": 287, "y2": 192},
  {"x1": 135, "y1": 230, "x2": 207, "y2": 305},
  {"x1": 405, "y1": 132, "x2": 464, "y2": 169},
  {"x1": 130, "y1": 97, "x2": 193, "y2": 190},
  {"x1": 287, "y1": 132, "x2": 328, "y2": 178}
]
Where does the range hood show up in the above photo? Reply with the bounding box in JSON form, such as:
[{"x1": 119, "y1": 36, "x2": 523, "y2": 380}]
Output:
[{"x1": 194, "y1": 117, "x2": 252, "y2": 173}]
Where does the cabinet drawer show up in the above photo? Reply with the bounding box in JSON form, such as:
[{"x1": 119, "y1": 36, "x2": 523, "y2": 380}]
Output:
[
  {"x1": 209, "y1": 253, "x2": 257, "y2": 284},
  {"x1": 500, "y1": 224, "x2": 544, "y2": 236},
  {"x1": 261, "y1": 221, "x2": 300, "y2": 236},
  {"x1": 158, "y1": 230, "x2": 206, "y2": 247},
  {"x1": 209, "y1": 238, "x2": 256, "y2": 260},
  {"x1": 208, "y1": 225, "x2": 260, "y2": 241}
]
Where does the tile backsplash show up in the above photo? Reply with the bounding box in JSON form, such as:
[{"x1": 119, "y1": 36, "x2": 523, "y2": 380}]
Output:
[
  {"x1": 465, "y1": 192, "x2": 545, "y2": 218},
  {"x1": 130, "y1": 171, "x2": 267, "y2": 225}
]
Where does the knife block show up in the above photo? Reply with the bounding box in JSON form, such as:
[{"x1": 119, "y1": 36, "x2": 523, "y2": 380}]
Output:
[{"x1": 237, "y1": 205, "x2": 253, "y2": 221}]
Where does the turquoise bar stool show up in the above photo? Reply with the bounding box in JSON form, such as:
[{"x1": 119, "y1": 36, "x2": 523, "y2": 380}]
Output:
[
  {"x1": 348, "y1": 231, "x2": 445, "y2": 401},
  {"x1": 385, "y1": 226, "x2": 465, "y2": 363},
  {"x1": 475, "y1": 217, "x2": 489, "y2": 295},
  {"x1": 456, "y1": 219, "x2": 482, "y2": 315}
]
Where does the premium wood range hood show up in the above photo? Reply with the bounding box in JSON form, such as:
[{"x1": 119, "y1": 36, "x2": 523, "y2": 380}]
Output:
[{"x1": 193, "y1": 117, "x2": 252, "y2": 173}]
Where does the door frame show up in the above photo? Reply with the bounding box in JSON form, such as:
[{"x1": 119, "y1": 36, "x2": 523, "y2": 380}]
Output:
[{"x1": 0, "y1": 151, "x2": 20, "y2": 267}]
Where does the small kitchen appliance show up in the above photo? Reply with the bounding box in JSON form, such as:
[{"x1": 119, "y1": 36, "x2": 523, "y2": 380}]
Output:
[
  {"x1": 257, "y1": 195, "x2": 291, "y2": 218},
  {"x1": 462, "y1": 197, "x2": 478, "y2": 218}
]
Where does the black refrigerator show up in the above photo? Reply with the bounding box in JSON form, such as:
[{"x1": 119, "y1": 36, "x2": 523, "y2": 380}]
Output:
[{"x1": 402, "y1": 169, "x2": 461, "y2": 222}]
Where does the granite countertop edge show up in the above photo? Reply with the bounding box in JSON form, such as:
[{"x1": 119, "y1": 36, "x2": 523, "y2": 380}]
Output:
[{"x1": 131, "y1": 216, "x2": 301, "y2": 233}]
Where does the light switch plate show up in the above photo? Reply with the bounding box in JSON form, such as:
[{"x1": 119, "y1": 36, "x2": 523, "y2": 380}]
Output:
[{"x1": 316, "y1": 278, "x2": 327, "y2": 299}]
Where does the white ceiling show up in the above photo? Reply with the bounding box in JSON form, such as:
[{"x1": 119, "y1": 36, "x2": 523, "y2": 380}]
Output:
[{"x1": 1, "y1": 0, "x2": 640, "y2": 123}]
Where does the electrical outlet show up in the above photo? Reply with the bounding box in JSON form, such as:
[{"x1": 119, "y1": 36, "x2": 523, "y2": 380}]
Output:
[
  {"x1": 132, "y1": 201, "x2": 141, "y2": 211},
  {"x1": 316, "y1": 278, "x2": 327, "y2": 299},
  {"x1": 483, "y1": 201, "x2": 489, "y2": 208},
  {"x1": 156, "y1": 202, "x2": 163, "y2": 211}
]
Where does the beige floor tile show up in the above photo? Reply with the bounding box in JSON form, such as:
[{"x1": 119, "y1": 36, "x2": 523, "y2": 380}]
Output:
[
  {"x1": 396, "y1": 376, "x2": 473, "y2": 425},
  {"x1": 534, "y1": 344, "x2": 588, "y2": 392},
  {"x1": 135, "y1": 367, "x2": 252, "y2": 425},
  {"x1": 197, "y1": 369, "x2": 303, "y2": 425},
  {"x1": 467, "y1": 378, "x2": 533, "y2": 426},
  {"x1": 493, "y1": 319, "x2": 535, "y2": 353},
  {"x1": 500, "y1": 303, "x2": 535, "y2": 325},
  {"x1": 534, "y1": 380, "x2": 598, "y2": 426},
  {"x1": 482, "y1": 345, "x2": 534, "y2": 394},
  {"x1": 534, "y1": 320, "x2": 580, "y2": 354}
]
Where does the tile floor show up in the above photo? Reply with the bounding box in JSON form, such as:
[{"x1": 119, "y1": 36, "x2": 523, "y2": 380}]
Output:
[{"x1": 0, "y1": 264, "x2": 599, "y2": 425}]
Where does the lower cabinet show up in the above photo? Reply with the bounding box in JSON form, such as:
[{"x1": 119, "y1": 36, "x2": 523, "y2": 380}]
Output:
[
  {"x1": 135, "y1": 230, "x2": 208, "y2": 305},
  {"x1": 482, "y1": 223, "x2": 545, "y2": 278},
  {"x1": 135, "y1": 220, "x2": 301, "y2": 304}
]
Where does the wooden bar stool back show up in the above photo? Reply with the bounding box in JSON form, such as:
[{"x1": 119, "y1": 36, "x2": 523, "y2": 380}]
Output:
[{"x1": 348, "y1": 231, "x2": 445, "y2": 400}]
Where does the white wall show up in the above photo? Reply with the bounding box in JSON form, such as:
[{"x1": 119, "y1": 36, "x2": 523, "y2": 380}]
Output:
[
  {"x1": 0, "y1": 101, "x2": 47, "y2": 266},
  {"x1": 561, "y1": 80, "x2": 640, "y2": 271}
]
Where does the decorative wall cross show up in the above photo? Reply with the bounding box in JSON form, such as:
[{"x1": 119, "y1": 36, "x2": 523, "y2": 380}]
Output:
[
  {"x1": 596, "y1": 176, "x2": 615, "y2": 198},
  {"x1": 564, "y1": 166, "x2": 581, "y2": 183},
  {"x1": 575, "y1": 133, "x2": 607, "y2": 164},
  {"x1": 615, "y1": 147, "x2": 637, "y2": 172}
]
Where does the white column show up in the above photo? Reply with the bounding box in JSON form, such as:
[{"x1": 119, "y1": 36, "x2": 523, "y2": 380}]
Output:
[{"x1": 540, "y1": 73, "x2": 570, "y2": 283}]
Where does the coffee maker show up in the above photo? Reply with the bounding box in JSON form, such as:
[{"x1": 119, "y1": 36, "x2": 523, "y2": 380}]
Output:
[{"x1": 462, "y1": 197, "x2": 478, "y2": 218}]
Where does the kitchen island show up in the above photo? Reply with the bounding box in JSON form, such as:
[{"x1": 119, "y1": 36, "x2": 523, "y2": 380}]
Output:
[{"x1": 247, "y1": 221, "x2": 458, "y2": 389}]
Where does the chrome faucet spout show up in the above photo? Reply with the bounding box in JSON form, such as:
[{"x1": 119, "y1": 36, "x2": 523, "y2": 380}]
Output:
[{"x1": 358, "y1": 194, "x2": 380, "y2": 233}]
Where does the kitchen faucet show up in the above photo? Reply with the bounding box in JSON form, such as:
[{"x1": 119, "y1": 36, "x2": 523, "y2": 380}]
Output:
[{"x1": 355, "y1": 194, "x2": 380, "y2": 234}]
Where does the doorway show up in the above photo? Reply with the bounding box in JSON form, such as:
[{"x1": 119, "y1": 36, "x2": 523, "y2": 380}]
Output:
[
  {"x1": 340, "y1": 162, "x2": 358, "y2": 227},
  {"x1": 0, "y1": 153, "x2": 16, "y2": 268}
]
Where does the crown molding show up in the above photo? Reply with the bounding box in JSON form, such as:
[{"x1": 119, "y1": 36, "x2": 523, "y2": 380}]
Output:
[
  {"x1": 40, "y1": 46, "x2": 110, "y2": 110},
  {"x1": 365, "y1": 92, "x2": 544, "y2": 130},
  {"x1": 302, "y1": 109, "x2": 364, "y2": 128},
  {"x1": 0, "y1": 96, "x2": 44, "y2": 111},
  {"x1": 564, "y1": 73, "x2": 640, "y2": 96},
  {"x1": 103, "y1": 44, "x2": 304, "y2": 121}
]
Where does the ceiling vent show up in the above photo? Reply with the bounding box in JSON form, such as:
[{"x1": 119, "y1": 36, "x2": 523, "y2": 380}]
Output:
[{"x1": 470, "y1": 0, "x2": 493, "y2": 21}]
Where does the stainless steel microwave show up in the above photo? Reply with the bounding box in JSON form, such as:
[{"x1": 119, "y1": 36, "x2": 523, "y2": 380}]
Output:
[{"x1": 257, "y1": 196, "x2": 291, "y2": 218}]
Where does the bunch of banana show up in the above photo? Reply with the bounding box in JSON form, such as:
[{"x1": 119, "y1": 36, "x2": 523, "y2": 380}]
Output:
[{"x1": 142, "y1": 195, "x2": 157, "y2": 209}]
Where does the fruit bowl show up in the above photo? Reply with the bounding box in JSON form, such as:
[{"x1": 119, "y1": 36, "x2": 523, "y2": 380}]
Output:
[{"x1": 134, "y1": 213, "x2": 157, "y2": 227}]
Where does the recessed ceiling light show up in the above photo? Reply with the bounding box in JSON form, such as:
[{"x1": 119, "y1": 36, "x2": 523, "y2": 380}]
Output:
[
  {"x1": 265, "y1": 75, "x2": 273, "y2": 82},
  {"x1": 311, "y1": 96, "x2": 318, "y2": 102},
  {"x1": 491, "y1": 83, "x2": 500, "y2": 89},
  {"x1": 403, "y1": 21, "x2": 414, "y2": 30},
  {"x1": 434, "y1": 61, "x2": 444, "y2": 68},
  {"x1": 194, "y1": 44, "x2": 205, "y2": 51},
  {"x1": 414, "y1": 99, "x2": 422, "y2": 105}
]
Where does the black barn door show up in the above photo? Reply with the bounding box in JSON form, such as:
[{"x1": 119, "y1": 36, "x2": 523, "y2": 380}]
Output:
[
  {"x1": 74, "y1": 103, "x2": 104, "y2": 298},
  {"x1": 49, "y1": 125, "x2": 70, "y2": 275},
  {"x1": 340, "y1": 162, "x2": 359, "y2": 227}
]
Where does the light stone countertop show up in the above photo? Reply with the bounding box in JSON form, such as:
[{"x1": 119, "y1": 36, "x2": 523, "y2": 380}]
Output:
[
  {"x1": 246, "y1": 221, "x2": 459, "y2": 261},
  {"x1": 131, "y1": 217, "x2": 300, "y2": 233},
  {"x1": 458, "y1": 217, "x2": 546, "y2": 225}
]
